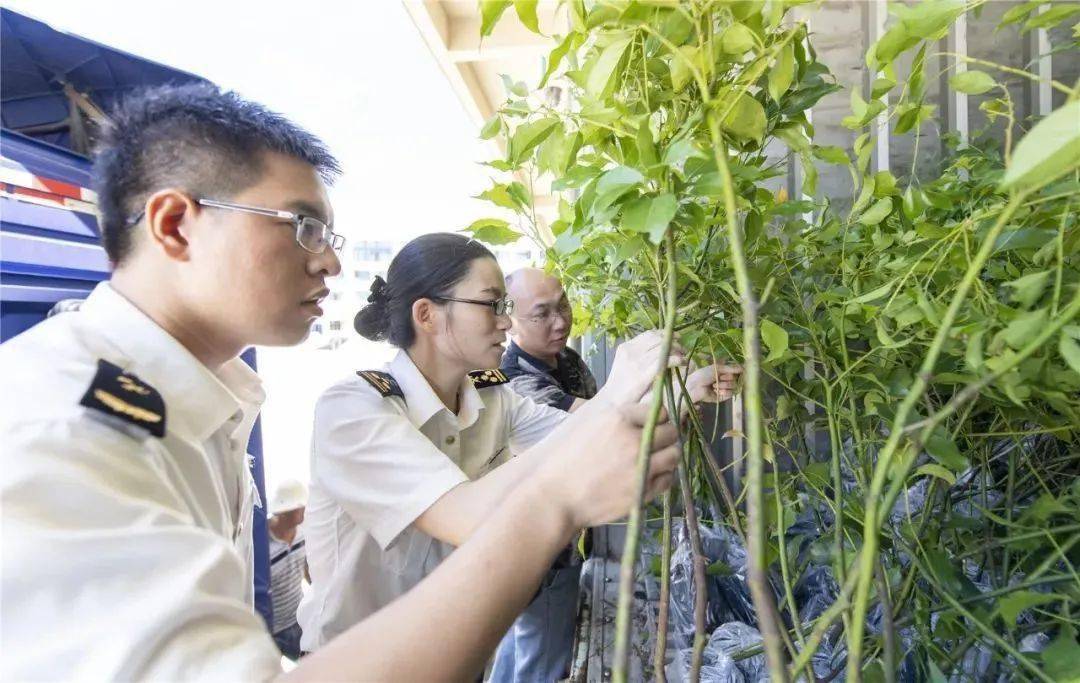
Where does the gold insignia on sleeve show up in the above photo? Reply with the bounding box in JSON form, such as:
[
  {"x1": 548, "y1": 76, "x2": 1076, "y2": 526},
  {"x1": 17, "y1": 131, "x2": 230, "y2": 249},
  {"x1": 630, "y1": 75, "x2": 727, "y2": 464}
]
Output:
[
  {"x1": 93, "y1": 389, "x2": 163, "y2": 424},
  {"x1": 468, "y1": 369, "x2": 509, "y2": 388},
  {"x1": 117, "y1": 375, "x2": 151, "y2": 396},
  {"x1": 356, "y1": 370, "x2": 405, "y2": 401},
  {"x1": 80, "y1": 359, "x2": 166, "y2": 438}
]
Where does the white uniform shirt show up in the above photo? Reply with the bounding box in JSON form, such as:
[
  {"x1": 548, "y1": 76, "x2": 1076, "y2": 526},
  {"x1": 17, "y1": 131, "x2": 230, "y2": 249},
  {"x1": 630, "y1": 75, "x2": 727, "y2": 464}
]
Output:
[
  {"x1": 0, "y1": 283, "x2": 282, "y2": 681},
  {"x1": 297, "y1": 349, "x2": 568, "y2": 651}
]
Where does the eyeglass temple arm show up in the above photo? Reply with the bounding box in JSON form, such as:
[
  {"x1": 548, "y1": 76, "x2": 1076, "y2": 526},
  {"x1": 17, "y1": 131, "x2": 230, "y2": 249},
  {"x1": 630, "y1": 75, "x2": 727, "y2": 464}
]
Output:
[{"x1": 197, "y1": 199, "x2": 295, "y2": 221}]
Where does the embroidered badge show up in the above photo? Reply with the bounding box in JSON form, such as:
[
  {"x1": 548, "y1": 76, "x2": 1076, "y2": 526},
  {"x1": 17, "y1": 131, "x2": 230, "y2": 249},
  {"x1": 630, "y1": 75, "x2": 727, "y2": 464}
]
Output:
[
  {"x1": 468, "y1": 368, "x2": 509, "y2": 389},
  {"x1": 356, "y1": 370, "x2": 405, "y2": 401},
  {"x1": 79, "y1": 359, "x2": 166, "y2": 437}
]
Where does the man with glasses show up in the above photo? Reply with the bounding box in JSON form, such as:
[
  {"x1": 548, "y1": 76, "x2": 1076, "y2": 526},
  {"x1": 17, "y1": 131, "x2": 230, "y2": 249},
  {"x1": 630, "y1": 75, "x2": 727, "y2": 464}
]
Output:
[
  {"x1": 501, "y1": 267, "x2": 597, "y2": 413},
  {"x1": 492, "y1": 267, "x2": 598, "y2": 683},
  {"x1": 0, "y1": 84, "x2": 687, "y2": 681}
]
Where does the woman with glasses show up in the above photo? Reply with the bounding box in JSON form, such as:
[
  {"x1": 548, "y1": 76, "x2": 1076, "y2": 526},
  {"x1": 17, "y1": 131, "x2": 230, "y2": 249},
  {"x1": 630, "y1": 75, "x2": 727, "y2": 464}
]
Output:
[{"x1": 296, "y1": 232, "x2": 733, "y2": 656}]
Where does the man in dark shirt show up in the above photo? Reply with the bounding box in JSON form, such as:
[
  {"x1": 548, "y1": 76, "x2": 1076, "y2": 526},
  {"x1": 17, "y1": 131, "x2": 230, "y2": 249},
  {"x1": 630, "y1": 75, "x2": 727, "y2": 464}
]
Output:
[
  {"x1": 491, "y1": 267, "x2": 596, "y2": 682},
  {"x1": 500, "y1": 267, "x2": 597, "y2": 412}
]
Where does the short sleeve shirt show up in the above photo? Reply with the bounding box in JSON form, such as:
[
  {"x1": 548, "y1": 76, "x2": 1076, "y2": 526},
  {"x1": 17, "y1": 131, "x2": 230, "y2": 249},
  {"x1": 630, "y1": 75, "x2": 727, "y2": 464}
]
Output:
[
  {"x1": 0, "y1": 283, "x2": 281, "y2": 681},
  {"x1": 297, "y1": 349, "x2": 568, "y2": 651}
]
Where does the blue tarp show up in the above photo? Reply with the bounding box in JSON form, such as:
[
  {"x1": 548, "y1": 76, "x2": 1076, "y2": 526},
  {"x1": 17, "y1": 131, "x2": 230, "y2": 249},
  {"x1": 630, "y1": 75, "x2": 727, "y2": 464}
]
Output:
[{"x1": 1, "y1": 7, "x2": 208, "y2": 148}]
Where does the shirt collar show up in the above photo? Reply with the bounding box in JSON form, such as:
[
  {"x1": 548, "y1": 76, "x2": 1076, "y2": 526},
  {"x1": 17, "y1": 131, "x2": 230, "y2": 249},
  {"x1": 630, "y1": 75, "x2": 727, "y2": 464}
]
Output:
[
  {"x1": 80, "y1": 282, "x2": 265, "y2": 443},
  {"x1": 389, "y1": 350, "x2": 485, "y2": 430},
  {"x1": 507, "y1": 340, "x2": 558, "y2": 375}
]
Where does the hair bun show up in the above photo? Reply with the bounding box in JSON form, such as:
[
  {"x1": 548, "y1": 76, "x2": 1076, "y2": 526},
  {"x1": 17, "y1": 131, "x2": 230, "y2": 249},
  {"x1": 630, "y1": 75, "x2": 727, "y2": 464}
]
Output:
[
  {"x1": 355, "y1": 275, "x2": 391, "y2": 341},
  {"x1": 367, "y1": 275, "x2": 389, "y2": 304}
]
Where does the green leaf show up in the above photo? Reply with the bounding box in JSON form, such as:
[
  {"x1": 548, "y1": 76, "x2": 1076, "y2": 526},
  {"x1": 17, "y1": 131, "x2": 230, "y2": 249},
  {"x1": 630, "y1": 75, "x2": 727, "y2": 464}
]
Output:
[
  {"x1": 871, "y1": 76, "x2": 896, "y2": 99},
  {"x1": 893, "y1": 0, "x2": 965, "y2": 40},
  {"x1": 1022, "y1": 492, "x2": 1070, "y2": 524},
  {"x1": 1004, "y1": 270, "x2": 1052, "y2": 309},
  {"x1": 721, "y1": 22, "x2": 756, "y2": 54},
  {"x1": 915, "y1": 464, "x2": 956, "y2": 487},
  {"x1": 927, "y1": 660, "x2": 948, "y2": 683},
  {"x1": 926, "y1": 430, "x2": 967, "y2": 473},
  {"x1": 774, "y1": 123, "x2": 809, "y2": 152},
  {"x1": 1044, "y1": 626, "x2": 1080, "y2": 682},
  {"x1": 620, "y1": 193, "x2": 678, "y2": 244},
  {"x1": 476, "y1": 182, "x2": 525, "y2": 212},
  {"x1": 586, "y1": 37, "x2": 631, "y2": 98},
  {"x1": 480, "y1": 113, "x2": 502, "y2": 140},
  {"x1": 966, "y1": 329, "x2": 985, "y2": 372},
  {"x1": 851, "y1": 281, "x2": 893, "y2": 304},
  {"x1": 1001, "y1": 308, "x2": 1049, "y2": 349},
  {"x1": 1001, "y1": 101, "x2": 1080, "y2": 191},
  {"x1": 668, "y1": 46, "x2": 697, "y2": 92},
  {"x1": 508, "y1": 117, "x2": 559, "y2": 165},
  {"x1": 540, "y1": 32, "x2": 578, "y2": 88},
  {"x1": 615, "y1": 235, "x2": 646, "y2": 261},
  {"x1": 513, "y1": 0, "x2": 540, "y2": 34},
  {"x1": 996, "y1": 590, "x2": 1060, "y2": 624},
  {"x1": 661, "y1": 139, "x2": 705, "y2": 168},
  {"x1": 858, "y1": 197, "x2": 893, "y2": 225},
  {"x1": 1060, "y1": 333, "x2": 1080, "y2": 375},
  {"x1": 870, "y1": 25, "x2": 919, "y2": 67},
  {"x1": 635, "y1": 122, "x2": 658, "y2": 169},
  {"x1": 480, "y1": 0, "x2": 513, "y2": 37},
  {"x1": 592, "y1": 166, "x2": 644, "y2": 213},
  {"x1": 465, "y1": 218, "x2": 521, "y2": 245},
  {"x1": 813, "y1": 145, "x2": 849, "y2": 165},
  {"x1": 949, "y1": 70, "x2": 997, "y2": 95},
  {"x1": 500, "y1": 74, "x2": 529, "y2": 98},
  {"x1": 715, "y1": 88, "x2": 767, "y2": 142},
  {"x1": 769, "y1": 42, "x2": 795, "y2": 102},
  {"x1": 761, "y1": 318, "x2": 789, "y2": 364},
  {"x1": 1024, "y1": 3, "x2": 1080, "y2": 31}
]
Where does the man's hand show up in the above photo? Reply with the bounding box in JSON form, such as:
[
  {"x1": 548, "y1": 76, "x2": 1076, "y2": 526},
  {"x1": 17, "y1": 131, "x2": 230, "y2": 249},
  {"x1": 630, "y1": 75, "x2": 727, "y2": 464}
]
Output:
[
  {"x1": 595, "y1": 330, "x2": 686, "y2": 405},
  {"x1": 534, "y1": 399, "x2": 680, "y2": 530},
  {"x1": 682, "y1": 362, "x2": 743, "y2": 404}
]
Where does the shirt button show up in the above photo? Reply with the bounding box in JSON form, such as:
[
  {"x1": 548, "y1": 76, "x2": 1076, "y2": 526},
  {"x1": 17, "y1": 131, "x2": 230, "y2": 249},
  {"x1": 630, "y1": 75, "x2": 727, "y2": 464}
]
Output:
[{"x1": 445, "y1": 435, "x2": 456, "y2": 445}]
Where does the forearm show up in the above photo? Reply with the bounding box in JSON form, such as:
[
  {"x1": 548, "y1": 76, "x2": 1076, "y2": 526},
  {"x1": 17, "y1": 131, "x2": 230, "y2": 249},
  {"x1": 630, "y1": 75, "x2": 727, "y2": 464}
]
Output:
[{"x1": 283, "y1": 474, "x2": 574, "y2": 682}]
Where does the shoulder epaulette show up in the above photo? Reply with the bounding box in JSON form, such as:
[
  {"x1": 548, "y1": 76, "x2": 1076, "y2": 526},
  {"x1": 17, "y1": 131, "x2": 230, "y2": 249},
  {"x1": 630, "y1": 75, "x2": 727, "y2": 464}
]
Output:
[
  {"x1": 79, "y1": 359, "x2": 166, "y2": 438},
  {"x1": 356, "y1": 370, "x2": 405, "y2": 401},
  {"x1": 469, "y1": 368, "x2": 509, "y2": 389}
]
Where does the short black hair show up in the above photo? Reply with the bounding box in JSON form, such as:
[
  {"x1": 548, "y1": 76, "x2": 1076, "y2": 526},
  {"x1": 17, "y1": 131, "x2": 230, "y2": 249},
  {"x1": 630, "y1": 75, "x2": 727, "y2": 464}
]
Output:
[
  {"x1": 92, "y1": 82, "x2": 340, "y2": 264},
  {"x1": 354, "y1": 233, "x2": 495, "y2": 348}
]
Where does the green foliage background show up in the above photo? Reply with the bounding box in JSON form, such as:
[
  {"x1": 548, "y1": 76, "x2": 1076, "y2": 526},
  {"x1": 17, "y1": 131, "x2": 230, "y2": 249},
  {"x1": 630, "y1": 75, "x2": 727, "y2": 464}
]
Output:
[{"x1": 474, "y1": 1, "x2": 1080, "y2": 680}]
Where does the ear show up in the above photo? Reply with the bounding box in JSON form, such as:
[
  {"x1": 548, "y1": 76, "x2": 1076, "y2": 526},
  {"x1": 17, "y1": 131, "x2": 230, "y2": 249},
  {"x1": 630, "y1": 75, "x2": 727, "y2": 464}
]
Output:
[
  {"x1": 142, "y1": 189, "x2": 198, "y2": 261},
  {"x1": 411, "y1": 298, "x2": 440, "y2": 336}
]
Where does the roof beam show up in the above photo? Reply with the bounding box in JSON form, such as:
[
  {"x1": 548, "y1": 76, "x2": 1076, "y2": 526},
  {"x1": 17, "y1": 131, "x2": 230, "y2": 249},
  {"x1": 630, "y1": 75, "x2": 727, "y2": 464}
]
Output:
[{"x1": 446, "y1": 15, "x2": 553, "y2": 64}]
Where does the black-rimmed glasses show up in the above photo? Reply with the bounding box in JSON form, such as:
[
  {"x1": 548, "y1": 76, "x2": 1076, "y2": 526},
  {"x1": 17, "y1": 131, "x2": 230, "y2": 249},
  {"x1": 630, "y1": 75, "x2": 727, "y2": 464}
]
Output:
[{"x1": 433, "y1": 295, "x2": 515, "y2": 317}]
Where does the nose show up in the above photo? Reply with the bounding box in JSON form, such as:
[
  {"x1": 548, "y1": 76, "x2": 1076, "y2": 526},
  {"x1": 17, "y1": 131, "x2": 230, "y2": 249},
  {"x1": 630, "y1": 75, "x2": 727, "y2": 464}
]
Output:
[
  {"x1": 551, "y1": 313, "x2": 569, "y2": 334},
  {"x1": 495, "y1": 312, "x2": 513, "y2": 331},
  {"x1": 310, "y1": 245, "x2": 342, "y2": 278}
]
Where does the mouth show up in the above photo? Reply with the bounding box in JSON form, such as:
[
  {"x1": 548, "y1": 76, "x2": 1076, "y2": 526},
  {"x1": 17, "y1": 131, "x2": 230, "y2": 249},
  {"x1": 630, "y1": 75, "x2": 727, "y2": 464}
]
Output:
[{"x1": 302, "y1": 288, "x2": 330, "y2": 315}]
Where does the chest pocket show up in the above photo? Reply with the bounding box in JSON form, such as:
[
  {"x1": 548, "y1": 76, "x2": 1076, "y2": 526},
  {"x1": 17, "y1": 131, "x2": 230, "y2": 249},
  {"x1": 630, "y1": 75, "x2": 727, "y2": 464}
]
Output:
[{"x1": 475, "y1": 433, "x2": 512, "y2": 478}]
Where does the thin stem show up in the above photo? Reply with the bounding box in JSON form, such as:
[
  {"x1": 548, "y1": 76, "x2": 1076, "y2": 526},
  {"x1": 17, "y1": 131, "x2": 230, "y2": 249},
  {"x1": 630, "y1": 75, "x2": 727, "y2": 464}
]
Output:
[
  {"x1": 706, "y1": 115, "x2": 789, "y2": 682},
  {"x1": 654, "y1": 489, "x2": 674, "y2": 683},
  {"x1": 612, "y1": 229, "x2": 679, "y2": 683}
]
